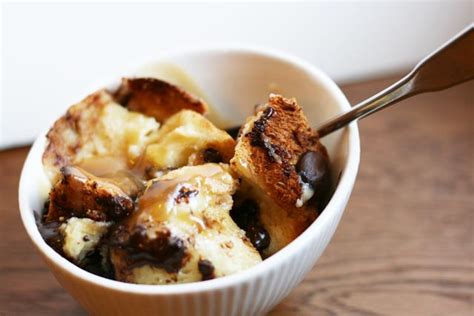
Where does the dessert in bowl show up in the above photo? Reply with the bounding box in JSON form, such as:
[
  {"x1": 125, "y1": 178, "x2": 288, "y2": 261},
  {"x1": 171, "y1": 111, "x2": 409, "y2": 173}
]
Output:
[{"x1": 19, "y1": 47, "x2": 359, "y2": 315}]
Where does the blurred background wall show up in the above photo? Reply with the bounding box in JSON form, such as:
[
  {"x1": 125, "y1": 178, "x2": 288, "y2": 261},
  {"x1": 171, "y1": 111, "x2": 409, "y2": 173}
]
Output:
[{"x1": 1, "y1": 1, "x2": 472, "y2": 148}]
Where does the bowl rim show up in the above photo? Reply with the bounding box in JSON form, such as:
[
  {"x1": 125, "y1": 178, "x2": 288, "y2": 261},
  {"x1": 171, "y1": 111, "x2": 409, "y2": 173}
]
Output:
[{"x1": 18, "y1": 45, "x2": 360, "y2": 295}]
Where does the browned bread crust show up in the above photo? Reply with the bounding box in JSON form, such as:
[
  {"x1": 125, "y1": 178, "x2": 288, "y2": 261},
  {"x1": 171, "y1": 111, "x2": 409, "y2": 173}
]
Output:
[
  {"x1": 114, "y1": 78, "x2": 208, "y2": 123},
  {"x1": 231, "y1": 94, "x2": 329, "y2": 256},
  {"x1": 46, "y1": 166, "x2": 136, "y2": 223},
  {"x1": 232, "y1": 94, "x2": 328, "y2": 210}
]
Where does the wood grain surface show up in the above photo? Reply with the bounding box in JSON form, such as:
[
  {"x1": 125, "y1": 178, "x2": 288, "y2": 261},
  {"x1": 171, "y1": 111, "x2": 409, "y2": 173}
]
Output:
[{"x1": 1, "y1": 77, "x2": 473, "y2": 315}]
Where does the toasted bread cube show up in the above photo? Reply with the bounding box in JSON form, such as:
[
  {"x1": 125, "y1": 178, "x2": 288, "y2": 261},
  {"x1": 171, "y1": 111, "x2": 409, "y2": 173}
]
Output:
[
  {"x1": 42, "y1": 90, "x2": 160, "y2": 183},
  {"x1": 46, "y1": 166, "x2": 141, "y2": 222},
  {"x1": 110, "y1": 164, "x2": 261, "y2": 284},
  {"x1": 138, "y1": 110, "x2": 235, "y2": 177},
  {"x1": 114, "y1": 77, "x2": 208, "y2": 123},
  {"x1": 231, "y1": 94, "x2": 329, "y2": 257}
]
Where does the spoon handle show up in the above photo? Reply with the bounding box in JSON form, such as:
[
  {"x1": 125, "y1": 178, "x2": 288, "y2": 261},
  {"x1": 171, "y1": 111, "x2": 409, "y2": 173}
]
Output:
[{"x1": 317, "y1": 25, "x2": 474, "y2": 138}]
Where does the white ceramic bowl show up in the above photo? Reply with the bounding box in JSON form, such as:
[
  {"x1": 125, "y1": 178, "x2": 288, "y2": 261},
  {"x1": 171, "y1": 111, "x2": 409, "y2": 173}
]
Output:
[{"x1": 19, "y1": 47, "x2": 360, "y2": 316}]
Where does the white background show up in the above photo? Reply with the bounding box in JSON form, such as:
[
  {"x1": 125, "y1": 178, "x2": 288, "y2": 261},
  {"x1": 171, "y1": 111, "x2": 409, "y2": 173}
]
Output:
[{"x1": 1, "y1": 1, "x2": 472, "y2": 148}]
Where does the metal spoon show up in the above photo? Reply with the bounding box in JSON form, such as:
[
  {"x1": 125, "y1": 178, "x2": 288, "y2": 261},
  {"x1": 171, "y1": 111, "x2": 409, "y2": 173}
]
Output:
[
  {"x1": 226, "y1": 25, "x2": 473, "y2": 139},
  {"x1": 316, "y1": 25, "x2": 474, "y2": 137}
]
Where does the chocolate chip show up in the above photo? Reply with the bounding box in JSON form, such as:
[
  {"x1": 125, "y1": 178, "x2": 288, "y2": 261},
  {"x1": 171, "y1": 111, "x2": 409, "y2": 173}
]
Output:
[
  {"x1": 202, "y1": 148, "x2": 223, "y2": 163},
  {"x1": 198, "y1": 259, "x2": 215, "y2": 280},
  {"x1": 296, "y1": 151, "x2": 329, "y2": 189},
  {"x1": 297, "y1": 150, "x2": 331, "y2": 209},
  {"x1": 230, "y1": 199, "x2": 259, "y2": 229},
  {"x1": 246, "y1": 225, "x2": 270, "y2": 251},
  {"x1": 230, "y1": 199, "x2": 271, "y2": 252}
]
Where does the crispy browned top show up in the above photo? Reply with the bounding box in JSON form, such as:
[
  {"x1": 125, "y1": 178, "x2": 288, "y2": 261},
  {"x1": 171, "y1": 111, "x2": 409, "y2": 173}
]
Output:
[
  {"x1": 46, "y1": 166, "x2": 136, "y2": 222},
  {"x1": 114, "y1": 77, "x2": 208, "y2": 123},
  {"x1": 42, "y1": 91, "x2": 111, "y2": 177}
]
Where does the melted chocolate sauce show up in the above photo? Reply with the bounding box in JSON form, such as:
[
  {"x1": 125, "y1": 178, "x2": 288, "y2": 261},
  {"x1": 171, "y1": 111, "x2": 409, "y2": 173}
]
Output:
[
  {"x1": 37, "y1": 204, "x2": 114, "y2": 279},
  {"x1": 230, "y1": 199, "x2": 270, "y2": 252},
  {"x1": 111, "y1": 224, "x2": 188, "y2": 273},
  {"x1": 37, "y1": 219, "x2": 64, "y2": 254},
  {"x1": 247, "y1": 107, "x2": 274, "y2": 148}
]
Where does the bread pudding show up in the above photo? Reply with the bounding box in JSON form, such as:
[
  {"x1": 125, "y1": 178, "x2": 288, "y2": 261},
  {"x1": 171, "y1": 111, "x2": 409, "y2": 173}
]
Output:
[{"x1": 38, "y1": 77, "x2": 330, "y2": 284}]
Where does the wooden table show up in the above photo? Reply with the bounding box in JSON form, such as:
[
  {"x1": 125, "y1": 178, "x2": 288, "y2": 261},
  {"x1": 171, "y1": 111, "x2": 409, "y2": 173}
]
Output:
[{"x1": 1, "y1": 77, "x2": 473, "y2": 315}]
